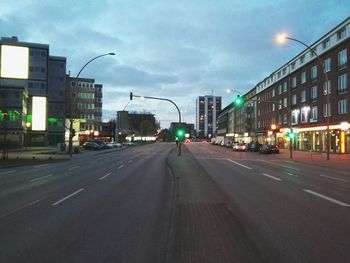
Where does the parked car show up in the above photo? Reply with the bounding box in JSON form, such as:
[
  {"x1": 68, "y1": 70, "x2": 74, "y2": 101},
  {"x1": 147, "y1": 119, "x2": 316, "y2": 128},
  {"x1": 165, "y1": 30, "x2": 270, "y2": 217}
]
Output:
[
  {"x1": 83, "y1": 141, "x2": 102, "y2": 150},
  {"x1": 259, "y1": 144, "x2": 280, "y2": 154},
  {"x1": 232, "y1": 143, "x2": 246, "y2": 151},
  {"x1": 249, "y1": 142, "x2": 263, "y2": 152},
  {"x1": 91, "y1": 140, "x2": 109, "y2": 149}
]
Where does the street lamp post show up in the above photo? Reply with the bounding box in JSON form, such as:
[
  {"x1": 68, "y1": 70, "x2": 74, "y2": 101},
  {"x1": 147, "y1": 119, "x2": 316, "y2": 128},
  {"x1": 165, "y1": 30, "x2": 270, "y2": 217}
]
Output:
[
  {"x1": 277, "y1": 34, "x2": 330, "y2": 160},
  {"x1": 68, "y1": 52, "x2": 115, "y2": 157}
]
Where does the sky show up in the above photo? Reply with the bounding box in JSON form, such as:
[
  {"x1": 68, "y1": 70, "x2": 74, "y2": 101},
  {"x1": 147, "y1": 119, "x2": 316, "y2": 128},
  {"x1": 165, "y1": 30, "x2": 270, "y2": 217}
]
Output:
[{"x1": 1, "y1": 0, "x2": 350, "y2": 129}]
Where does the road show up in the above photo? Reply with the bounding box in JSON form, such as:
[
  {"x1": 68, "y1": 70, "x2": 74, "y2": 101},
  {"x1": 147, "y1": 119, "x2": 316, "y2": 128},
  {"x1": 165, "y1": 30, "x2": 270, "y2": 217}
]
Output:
[
  {"x1": 0, "y1": 142, "x2": 349, "y2": 263},
  {"x1": 0, "y1": 143, "x2": 175, "y2": 263},
  {"x1": 184, "y1": 143, "x2": 350, "y2": 263}
]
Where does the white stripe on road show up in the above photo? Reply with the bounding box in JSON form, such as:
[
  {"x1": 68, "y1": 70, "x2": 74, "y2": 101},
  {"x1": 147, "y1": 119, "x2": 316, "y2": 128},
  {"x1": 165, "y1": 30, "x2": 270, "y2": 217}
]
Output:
[
  {"x1": 68, "y1": 166, "x2": 80, "y2": 171},
  {"x1": 0, "y1": 170, "x2": 16, "y2": 175},
  {"x1": 261, "y1": 160, "x2": 301, "y2": 171},
  {"x1": 118, "y1": 165, "x2": 125, "y2": 170},
  {"x1": 283, "y1": 171, "x2": 299, "y2": 177},
  {"x1": 226, "y1": 159, "x2": 253, "y2": 170},
  {"x1": 99, "y1": 172, "x2": 112, "y2": 180},
  {"x1": 303, "y1": 189, "x2": 350, "y2": 207},
  {"x1": 33, "y1": 164, "x2": 49, "y2": 168},
  {"x1": 30, "y1": 174, "x2": 53, "y2": 182},
  {"x1": 52, "y1": 188, "x2": 84, "y2": 206},
  {"x1": 261, "y1": 173, "x2": 282, "y2": 181},
  {"x1": 0, "y1": 198, "x2": 45, "y2": 219},
  {"x1": 127, "y1": 160, "x2": 133, "y2": 164},
  {"x1": 319, "y1": 174, "x2": 348, "y2": 183}
]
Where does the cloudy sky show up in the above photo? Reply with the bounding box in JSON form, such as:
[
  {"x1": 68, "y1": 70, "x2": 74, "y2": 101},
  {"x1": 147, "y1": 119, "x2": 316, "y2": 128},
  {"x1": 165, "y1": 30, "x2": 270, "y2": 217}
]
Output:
[{"x1": 1, "y1": 0, "x2": 350, "y2": 128}]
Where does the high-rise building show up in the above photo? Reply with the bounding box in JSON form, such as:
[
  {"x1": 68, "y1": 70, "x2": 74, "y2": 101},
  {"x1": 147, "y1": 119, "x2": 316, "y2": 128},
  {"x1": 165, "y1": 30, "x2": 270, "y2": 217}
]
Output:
[{"x1": 196, "y1": 95, "x2": 222, "y2": 138}]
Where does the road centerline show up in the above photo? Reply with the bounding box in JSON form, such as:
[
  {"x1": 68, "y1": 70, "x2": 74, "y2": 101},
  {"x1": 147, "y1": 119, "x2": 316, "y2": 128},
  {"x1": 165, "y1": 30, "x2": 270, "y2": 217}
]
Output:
[
  {"x1": 52, "y1": 188, "x2": 84, "y2": 206},
  {"x1": 303, "y1": 189, "x2": 350, "y2": 207}
]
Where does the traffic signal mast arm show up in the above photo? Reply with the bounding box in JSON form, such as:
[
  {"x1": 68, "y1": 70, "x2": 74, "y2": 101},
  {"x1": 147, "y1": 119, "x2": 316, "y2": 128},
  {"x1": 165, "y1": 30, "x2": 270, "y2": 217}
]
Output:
[{"x1": 130, "y1": 93, "x2": 182, "y2": 124}]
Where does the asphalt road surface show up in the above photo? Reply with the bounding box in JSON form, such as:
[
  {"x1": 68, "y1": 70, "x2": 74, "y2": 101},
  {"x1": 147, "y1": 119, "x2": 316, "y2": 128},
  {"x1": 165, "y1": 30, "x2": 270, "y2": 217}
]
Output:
[{"x1": 1, "y1": 142, "x2": 349, "y2": 263}]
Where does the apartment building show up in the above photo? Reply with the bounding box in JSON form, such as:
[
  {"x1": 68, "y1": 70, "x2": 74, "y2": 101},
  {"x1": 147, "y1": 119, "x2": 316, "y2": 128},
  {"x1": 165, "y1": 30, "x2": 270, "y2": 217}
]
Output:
[{"x1": 255, "y1": 17, "x2": 350, "y2": 153}]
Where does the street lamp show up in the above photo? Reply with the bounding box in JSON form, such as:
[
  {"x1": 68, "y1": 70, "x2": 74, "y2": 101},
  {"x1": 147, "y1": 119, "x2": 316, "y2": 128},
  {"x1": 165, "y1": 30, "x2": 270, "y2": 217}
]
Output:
[
  {"x1": 277, "y1": 34, "x2": 330, "y2": 160},
  {"x1": 68, "y1": 52, "x2": 115, "y2": 156}
]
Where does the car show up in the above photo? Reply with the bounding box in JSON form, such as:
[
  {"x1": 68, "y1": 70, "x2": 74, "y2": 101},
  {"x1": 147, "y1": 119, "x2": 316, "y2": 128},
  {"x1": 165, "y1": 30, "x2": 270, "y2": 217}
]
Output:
[
  {"x1": 249, "y1": 142, "x2": 262, "y2": 152},
  {"x1": 232, "y1": 143, "x2": 246, "y2": 151},
  {"x1": 91, "y1": 140, "x2": 109, "y2": 149},
  {"x1": 259, "y1": 144, "x2": 280, "y2": 154},
  {"x1": 83, "y1": 141, "x2": 102, "y2": 150}
]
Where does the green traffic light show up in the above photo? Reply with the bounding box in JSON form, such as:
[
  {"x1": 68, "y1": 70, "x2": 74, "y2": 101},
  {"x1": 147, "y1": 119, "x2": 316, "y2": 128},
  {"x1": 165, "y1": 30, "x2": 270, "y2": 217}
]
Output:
[
  {"x1": 288, "y1": 132, "x2": 296, "y2": 139},
  {"x1": 233, "y1": 95, "x2": 244, "y2": 107},
  {"x1": 176, "y1": 129, "x2": 185, "y2": 138}
]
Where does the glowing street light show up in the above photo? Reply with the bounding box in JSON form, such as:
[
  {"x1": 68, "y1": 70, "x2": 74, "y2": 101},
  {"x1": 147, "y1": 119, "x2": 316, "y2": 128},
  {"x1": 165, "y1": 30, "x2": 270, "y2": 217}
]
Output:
[{"x1": 276, "y1": 33, "x2": 331, "y2": 160}]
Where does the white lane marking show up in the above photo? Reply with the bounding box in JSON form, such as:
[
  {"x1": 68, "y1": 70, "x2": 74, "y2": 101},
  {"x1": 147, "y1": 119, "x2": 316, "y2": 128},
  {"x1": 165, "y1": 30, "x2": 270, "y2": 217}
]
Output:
[
  {"x1": 261, "y1": 173, "x2": 282, "y2": 181},
  {"x1": 33, "y1": 164, "x2": 49, "y2": 168},
  {"x1": 68, "y1": 166, "x2": 80, "y2": 171},
  {"x1": 226, "y1": 159, "x2": 253, "y2": 170},
  {"x1": 0, "y1": 170, "x2": 16, "y2": 175},
  {"x1": 319, "y1": 174, "x2": 348, "y2": 183},
  {"x1": 261, "y1": 160, "x2": 301, "y2": 171},
  {"x1": 30, "y1": 174, "x2": 53, "y2": 182},
  {"x1": 99, "y1": 172, "x2": 112, "y2": 180},
  {"x1": 283, "y1": 171, "x2": 299, "y2": 177},
  {"x1": 303, "y1": 189, "x2": 350, "y2": 207},
  {"x1": 0, "y1": 198, "x2": 44, "y2": 219},
  {"x1": 127, "y1": 160, "x2": 133, "y2": 164},
  {"x1": 118, "y1": 165, "x2": 125, "y2": 170},
  {"x1": 52, "y1": 188, "x2": 84, "y2": 206}
]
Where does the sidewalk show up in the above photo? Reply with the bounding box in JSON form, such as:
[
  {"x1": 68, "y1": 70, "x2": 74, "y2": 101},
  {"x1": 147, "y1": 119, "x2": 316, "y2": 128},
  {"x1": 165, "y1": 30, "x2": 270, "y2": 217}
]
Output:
[{"x1": 277, "y1": 148, "x2": 350, "y2": 172}]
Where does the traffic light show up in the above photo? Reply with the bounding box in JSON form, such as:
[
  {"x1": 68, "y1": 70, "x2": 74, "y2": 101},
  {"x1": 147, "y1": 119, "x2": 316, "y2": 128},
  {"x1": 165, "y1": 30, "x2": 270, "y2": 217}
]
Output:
[
  {"x1": 288, "y1": 132, "x2": 296, "y2": 139},
  {"x1": 130, "y1": 92, "x2": 133, "y2": 100},
  {"x1": 233, "y1": 95, "x2": 244, "y2": 108},
  {"x1": 176, "y1": 128, "x2": 185, "y2": 139}
]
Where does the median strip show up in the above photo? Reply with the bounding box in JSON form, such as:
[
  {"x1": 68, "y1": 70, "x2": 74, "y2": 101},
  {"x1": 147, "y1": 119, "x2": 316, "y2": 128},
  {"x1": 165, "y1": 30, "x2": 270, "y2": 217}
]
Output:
[
  {"x1": 52, "y1": 188, "x2": 84, "y2": 206},
  {"x1": 303, "y1": 189, "x2": 350, "y2": 207},
  {"x1": 226, "y1": 159, "x2": 252, "y2": 170}
]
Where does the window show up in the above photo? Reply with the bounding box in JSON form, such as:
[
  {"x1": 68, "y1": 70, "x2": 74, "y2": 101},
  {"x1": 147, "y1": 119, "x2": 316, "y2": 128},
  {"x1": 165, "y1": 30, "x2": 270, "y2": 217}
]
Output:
[
  {"x1": 271, "y1": 88, "x2": 275, "y2": 97},
  {"x1": 338, "y1": 74, "x2": 347, "y2": 94},
  {"x1": 323, "y1": 103, "x2": 331, "y2": 117},
  {"x1": 283, "y1": 82, "x2": 287, "y2": 92},
  {"x1": 311, "y1": 86, "x2": 318, "y2": 100},
  {"x1": 338, "y1": 49, "x2": 347, "y2": 69},
  {"x1": 278, "y1": 85, "x2": 282, "y2": 95},
  {"x1": 283, "y1": 97, "x2": 287, "y2": 108},
  {"x1": 292, "y1": 94, "x2": 297, "y2": 105},
  {"x1": 283, "y1": 113, "x2": 288, "y2": 124},
  {"x1": 322, "y1": 38, "x2": 330, "y2": 50},
  {"x1": 310, "y1": 106, "x2": 318, "y2": 122},
  {"x1": 323, "y1": 58, "x2": 331, "y2": 73},
  {"x1": 301, "y1": 108, "x2": 308, "y2": 123},
  {"x1": 323, "y1": 80, "x2": 331, "y2": 95},
  {"x1": 292, "y1": 77, "x2": 297, "y2": 88},
  {"x1": 300, "y1": 90, "x2": 306, "y2": 102},
  {"x1": 338, "y1": 99, "x2": 348, "y2": 114},
  {"x1": 292, "y1": 110, "x2": 299, "y2": 125},
  {"x1": 311, "y1": 65, "x2": 317, "y2": 81},
  {"x1": 300, "y1": 55, "x2": 305, "y2": 64},
  {"x1": 272, "y1": 103, "x2": 275, "y2": 111},
  {"x1": 300, "y1": 71, "x2": 306, "y2": 84},
  {"x1": 310, "y1": 47, "x2": 317, "y2": 58},
  {"x1": 337, "y1": 27, "x2": 346, "y2": 40},
  {"x1": 278, "y1": 100, "x2": 282, "y2": 110},
  {"x1": 291, "y1": 62, "x2": 296, "y2": 70}
]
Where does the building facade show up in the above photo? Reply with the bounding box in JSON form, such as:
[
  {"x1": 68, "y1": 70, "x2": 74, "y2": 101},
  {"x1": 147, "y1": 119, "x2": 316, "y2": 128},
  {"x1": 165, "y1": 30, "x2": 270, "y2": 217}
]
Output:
[
  {"x1": 217, "y1": 17, "x2": 350, "y2": 154},
  {"x1": 196, "y1": 95, "x2": 222, "y2": 138},
  {"x1": 0, "y1": 36, "x2": 67, "y2": 147}
]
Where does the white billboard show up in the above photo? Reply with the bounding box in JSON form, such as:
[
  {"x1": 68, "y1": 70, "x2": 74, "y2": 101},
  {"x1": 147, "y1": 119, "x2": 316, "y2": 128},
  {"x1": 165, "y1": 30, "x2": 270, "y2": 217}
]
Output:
[
  {"x1": 0, "y1": 45, "x2": 29, "y2": 79},
  {"x1": 32, "y1": 96, "x2": 47, "y2": 131}
]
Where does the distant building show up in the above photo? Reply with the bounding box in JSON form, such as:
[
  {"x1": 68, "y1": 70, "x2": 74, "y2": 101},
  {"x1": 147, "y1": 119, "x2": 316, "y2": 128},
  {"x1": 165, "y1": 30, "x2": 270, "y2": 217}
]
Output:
[{"x1": 196, "y1": 95, "x2": 222, "y2": 138}]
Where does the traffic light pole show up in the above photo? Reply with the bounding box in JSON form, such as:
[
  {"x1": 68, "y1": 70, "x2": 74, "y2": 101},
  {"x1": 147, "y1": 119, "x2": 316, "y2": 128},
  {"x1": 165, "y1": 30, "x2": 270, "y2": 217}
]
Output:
[{"x1": 130, "y1": 93, "x2": 183, "y2": 155}]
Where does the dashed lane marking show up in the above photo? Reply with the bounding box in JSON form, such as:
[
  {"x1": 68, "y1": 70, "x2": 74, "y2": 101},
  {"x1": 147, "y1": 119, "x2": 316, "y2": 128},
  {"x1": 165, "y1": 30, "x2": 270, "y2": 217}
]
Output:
[
  {"x1": 52, "y1": 188, "x2": 84, "y2": 206},
  {"x1": 304, "y1": 189, "x2": 350, "y2": 207},
  {"x1": 261, "y1": 173, "x2": 282, "y2": 181},
  {"x1": 226, "y1": 159, "x2": 253, "y2": 170}
]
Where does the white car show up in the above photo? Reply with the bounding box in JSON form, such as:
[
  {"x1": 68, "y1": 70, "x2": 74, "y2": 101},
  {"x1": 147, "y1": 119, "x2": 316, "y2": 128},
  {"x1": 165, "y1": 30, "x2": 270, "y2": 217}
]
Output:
[{"x1": 232, "y1": 143, "x2": 246, "y2": 151}]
